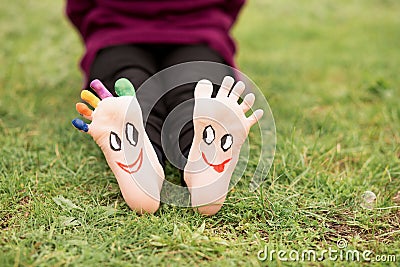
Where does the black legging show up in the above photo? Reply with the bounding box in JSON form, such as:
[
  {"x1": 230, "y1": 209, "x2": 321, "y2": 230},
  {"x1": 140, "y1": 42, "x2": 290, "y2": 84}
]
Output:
[{"x1": 87, "y1": 44, "x2": 232, "y2": 169}]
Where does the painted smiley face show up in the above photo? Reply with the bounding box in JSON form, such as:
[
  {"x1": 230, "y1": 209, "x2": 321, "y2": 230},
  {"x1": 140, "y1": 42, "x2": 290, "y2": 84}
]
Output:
[
  {"x1": 201, "y1": 125, "x2": 233, "y2": 173},
  {"x1": 109, "y1": 122, "x2": 143, "y2": 174}
]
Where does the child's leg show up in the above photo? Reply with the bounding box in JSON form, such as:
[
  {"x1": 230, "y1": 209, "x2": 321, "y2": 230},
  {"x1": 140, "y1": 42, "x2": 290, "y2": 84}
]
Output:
[
  {"x1": 158, "y1": 45, "x2": 262, "y2": 215},
  {"x1": 73, "y1": 45, "x2": 168, "y2": 213},
  {"x1": 89, "y1": 44, "x2": 157, "y2": 93},
  {"x1": 88, "y1": 44, "x2": 167, "y2": 166},
  {"x1": 158, "y1": 44, "x2": 232, "y2": 170}
]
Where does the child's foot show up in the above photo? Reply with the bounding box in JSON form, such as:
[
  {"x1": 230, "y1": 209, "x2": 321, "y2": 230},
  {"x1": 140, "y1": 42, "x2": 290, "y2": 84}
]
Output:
[
  {"x1": 72, "y1": 78, "x2": 164, "y2": 214},
  {"x1": 184, "y1": 76, "x2": 263, "y2": 215}
]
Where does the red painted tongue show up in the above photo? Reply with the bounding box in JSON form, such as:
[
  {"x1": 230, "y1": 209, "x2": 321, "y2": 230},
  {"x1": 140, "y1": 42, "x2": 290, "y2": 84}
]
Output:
[{"x1": 213, "y1": 164, "x2": 225, "y2": 173}]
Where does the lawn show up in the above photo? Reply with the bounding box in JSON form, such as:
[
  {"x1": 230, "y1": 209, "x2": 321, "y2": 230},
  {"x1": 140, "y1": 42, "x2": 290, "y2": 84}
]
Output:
[{"x1": 1, "y1": 0, "x2": 399, "y2": 266}]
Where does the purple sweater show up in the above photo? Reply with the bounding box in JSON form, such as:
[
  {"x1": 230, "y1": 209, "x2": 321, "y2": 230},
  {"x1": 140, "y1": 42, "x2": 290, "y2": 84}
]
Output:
[{"x1": 66, "y1": 0, "x2": 245, "y2": 79}]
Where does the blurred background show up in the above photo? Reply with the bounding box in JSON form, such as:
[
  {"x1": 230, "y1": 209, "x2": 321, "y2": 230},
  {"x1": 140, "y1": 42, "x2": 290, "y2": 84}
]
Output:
[{"x1": 0, "y1": 0, "x2": 399, "y2": 265}]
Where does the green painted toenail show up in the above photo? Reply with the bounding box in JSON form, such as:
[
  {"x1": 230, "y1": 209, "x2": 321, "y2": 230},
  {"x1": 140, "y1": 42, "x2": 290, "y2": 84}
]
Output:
[{"x1": 115, "y1": 78, "x2": 136, "y2": 97}]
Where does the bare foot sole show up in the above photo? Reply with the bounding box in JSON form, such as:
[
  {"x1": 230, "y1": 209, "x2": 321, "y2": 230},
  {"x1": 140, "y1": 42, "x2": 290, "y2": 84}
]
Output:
[
  {"x1": 184, "y1": 76, "x2": 263, "y2": 215},
  {"x1": 72, "y1": 78, "x2": 164, "y2": 214}
]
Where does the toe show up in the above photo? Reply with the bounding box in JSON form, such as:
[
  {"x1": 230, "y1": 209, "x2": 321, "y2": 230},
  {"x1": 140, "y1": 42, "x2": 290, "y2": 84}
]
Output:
[
  {"x1": 115, "y1": 78, "x2": 136, "y2": 97},
  {"x1": 81, "y1": 90, "x2": 100, "y2": 108},
  {"x1": 90, "y1": 79, "x2": 113, "y2": 99},
  {"x1": 194, "y1": 79, "x2": 213, "y2": 99},
  {"x1": 76, "y1": 103, "x2": 93, "y2": 120},
  {"x1": 216, "y1": 76, "x2": 235, "y2": 99},
  {"x1": 240, "y1": 93, "x2": 255, "y2": 113},
  {"x1": 229, "y1": 80, "x2": 245, "y2": 102},
  {"x1": 72, "y1": 118, "x2": 90, "y2": 133},
  {"x1": 247, "y1": 109, "x2": 264, "y2": 127}
]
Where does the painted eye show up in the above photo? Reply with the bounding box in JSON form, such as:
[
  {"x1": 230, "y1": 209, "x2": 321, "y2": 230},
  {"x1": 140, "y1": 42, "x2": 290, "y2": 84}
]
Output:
[
  {"x1": 109, "y1": 131, "x2": 121, "y2": 151},
  {"x1": 126, "y1": 122, "x2": 138, "y2": 146},
  {"x1": 203, "y1": 125, "x2": 215, "y2": 145},
  {"x1": 221, "y1": 134, "x2": 233, "y2": 152}
]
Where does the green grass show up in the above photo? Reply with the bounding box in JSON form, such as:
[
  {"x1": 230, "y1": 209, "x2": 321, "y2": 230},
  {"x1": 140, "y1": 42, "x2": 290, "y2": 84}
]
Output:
[{"x1": 1, "y1": 0, "x2": 399, "y2": 266}]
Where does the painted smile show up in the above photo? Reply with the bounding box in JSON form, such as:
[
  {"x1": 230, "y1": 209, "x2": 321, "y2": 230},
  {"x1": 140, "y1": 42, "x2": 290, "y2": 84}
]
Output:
[
  {"x1": 116, "y1": 148, "x2": 143, "y2": 174},
  {"x1": 201, "y1": 152, "x2": 232, "y2": 173}
]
